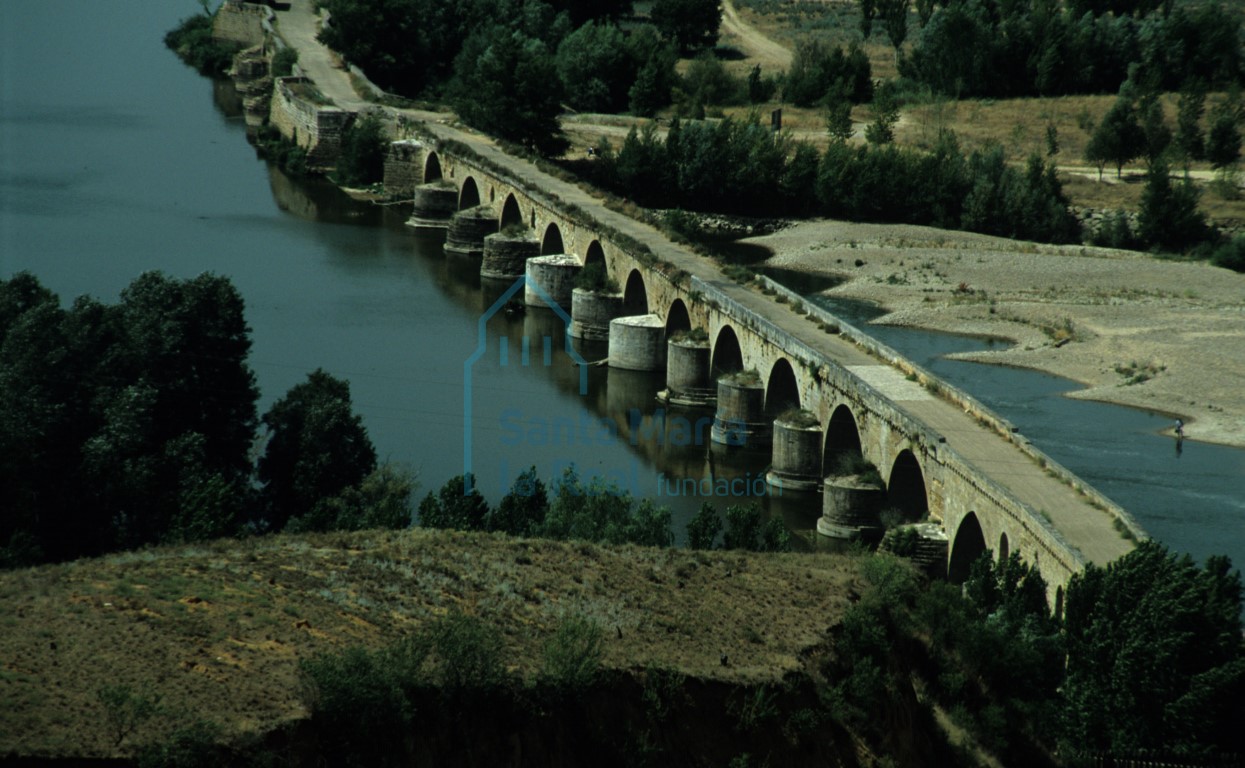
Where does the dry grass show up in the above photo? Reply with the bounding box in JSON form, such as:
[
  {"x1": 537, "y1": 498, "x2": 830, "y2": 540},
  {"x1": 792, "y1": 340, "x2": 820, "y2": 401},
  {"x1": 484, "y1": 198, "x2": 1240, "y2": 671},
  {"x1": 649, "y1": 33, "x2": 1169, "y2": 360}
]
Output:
[{"x1": 0, "y1": 528, "x2": 861, "y2": 758}]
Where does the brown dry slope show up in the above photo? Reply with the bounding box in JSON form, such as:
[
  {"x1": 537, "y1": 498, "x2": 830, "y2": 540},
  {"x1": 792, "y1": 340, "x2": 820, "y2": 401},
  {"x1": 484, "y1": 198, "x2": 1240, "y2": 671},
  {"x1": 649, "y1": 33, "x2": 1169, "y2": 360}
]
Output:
[
  {"x1": 754, "y1": 220, "x2": 1245, "y2": 448},
  {"x1": 0, "y1": 529, "x2": 859, "y2": 758}
]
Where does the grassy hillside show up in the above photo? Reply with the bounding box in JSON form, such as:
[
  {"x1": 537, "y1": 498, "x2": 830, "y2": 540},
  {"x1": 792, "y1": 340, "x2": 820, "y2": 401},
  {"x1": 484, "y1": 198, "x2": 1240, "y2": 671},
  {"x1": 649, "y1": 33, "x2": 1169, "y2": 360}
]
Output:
[{"x1": 0, "y1": 528, "x2": 869, "y2": 760}]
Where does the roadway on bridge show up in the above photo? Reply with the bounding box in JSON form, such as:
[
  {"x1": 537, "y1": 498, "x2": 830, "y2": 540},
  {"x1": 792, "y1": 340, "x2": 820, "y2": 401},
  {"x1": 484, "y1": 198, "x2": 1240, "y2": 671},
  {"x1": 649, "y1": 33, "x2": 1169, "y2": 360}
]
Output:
[{"x1": 271, "y1": 0, "x2": 1136, "y2": 568}]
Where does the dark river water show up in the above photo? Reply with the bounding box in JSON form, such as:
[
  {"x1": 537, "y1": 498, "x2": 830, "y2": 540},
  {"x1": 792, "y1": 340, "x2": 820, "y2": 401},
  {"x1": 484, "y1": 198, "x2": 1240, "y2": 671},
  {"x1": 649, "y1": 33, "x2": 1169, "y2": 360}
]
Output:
[{"x1": 2, "y1": 1, "x2": 1241, "y2": 564}]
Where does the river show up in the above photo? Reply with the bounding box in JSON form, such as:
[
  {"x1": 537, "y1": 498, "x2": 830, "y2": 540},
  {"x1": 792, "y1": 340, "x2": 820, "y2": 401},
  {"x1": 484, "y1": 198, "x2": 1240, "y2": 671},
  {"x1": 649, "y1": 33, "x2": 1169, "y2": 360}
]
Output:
[{"x1": 1, "y1": 1, "x2": 1240, "y2": 566}]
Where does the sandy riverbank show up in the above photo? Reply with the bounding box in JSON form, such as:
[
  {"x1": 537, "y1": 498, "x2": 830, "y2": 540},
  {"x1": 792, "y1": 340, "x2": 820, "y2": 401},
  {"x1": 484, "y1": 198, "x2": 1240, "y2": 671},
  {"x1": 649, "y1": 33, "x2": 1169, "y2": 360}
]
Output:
[{"x1": 746, "y1": 220, "x2": 1245, "y2": 448}]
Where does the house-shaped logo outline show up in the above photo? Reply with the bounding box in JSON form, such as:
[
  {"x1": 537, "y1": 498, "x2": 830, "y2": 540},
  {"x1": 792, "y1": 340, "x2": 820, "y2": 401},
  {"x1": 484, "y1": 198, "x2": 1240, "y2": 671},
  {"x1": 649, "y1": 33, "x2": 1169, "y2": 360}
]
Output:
[{"x1": 463, "y1": 275, "x2": 590, "y2": 494}]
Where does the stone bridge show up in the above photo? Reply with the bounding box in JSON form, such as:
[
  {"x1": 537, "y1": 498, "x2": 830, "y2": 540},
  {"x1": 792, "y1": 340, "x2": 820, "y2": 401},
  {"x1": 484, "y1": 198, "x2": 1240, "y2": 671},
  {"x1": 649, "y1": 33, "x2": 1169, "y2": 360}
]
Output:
[
  {"x1": 383, "y1": 127, "x2": 1145, "y2": 605},
  {"x1": 220, "y1": 0, "x2": 1143, "y2": 604}
]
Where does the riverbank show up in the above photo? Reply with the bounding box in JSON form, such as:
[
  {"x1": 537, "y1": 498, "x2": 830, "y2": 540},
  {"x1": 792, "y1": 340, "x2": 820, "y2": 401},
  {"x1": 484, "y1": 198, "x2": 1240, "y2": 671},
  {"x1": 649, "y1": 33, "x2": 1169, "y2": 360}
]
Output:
[{"x1": 751, "y1": 220, "x2": 1245, "y2": 448}]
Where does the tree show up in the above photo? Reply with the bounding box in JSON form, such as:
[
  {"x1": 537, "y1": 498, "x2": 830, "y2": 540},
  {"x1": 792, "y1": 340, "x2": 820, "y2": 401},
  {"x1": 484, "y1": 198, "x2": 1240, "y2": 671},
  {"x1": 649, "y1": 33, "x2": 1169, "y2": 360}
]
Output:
[
  {"x1": 1207, "y1": 91, "x2": 1242, "y2": 171},
  {"x1": 865, "y1": 86, "x2": 900, "y2": 145},
  {"x1": 336, "y1": 113, "x2": 388, "y2": 187},
  {"x1": 1137, "y1": 157, "x2": 1207, "y2": 251},
  {"x1": 685, "y1": 502, "x2": 722, "y2": 549},
  {"x1": 1139, "y1": 94, "x2": 1172, "y2": 164},
  {"x1": 879, "y1": 0, "x2": 909, "y2": 59},
  {"x1": 417, "y1": 473, "x2": 489, "y2": 531},
  {"x1": 258, "y1": 369, "x2": 378, "y2": 531},
  {"x1": 826, "y1": 97, "x2": 854, "y2": 142},
  {"x1": 1175, "y1": 79, "x2": 1206, "y2": 163},
  {"x1": 451, "y1": 24, "x2": 568, "y2": 155},
  {"x1": 1086, "y1": 93, "x2": 1145, "y2": 179},
  {"x1": 625, "y1": 25, "x2": 678, "y2": 117},
  {"x1": 1061, "y1": 541, "x2": 1245, "y2": 756},
  {"x1": 556, "y1": 22, "x2": 633, "y2": 113},
  {"x1": 489, "y1": 466, "x2": 548, "y2": 536},
  {"x1": 722, "y1": 503, "x2": 763, "y2": 550},
  {"x1": 290, "y1": 464, "x2": 415, "y2": 533},
  {"x1": 651, "y1": 0, "x2": 721, "y2": 54}
]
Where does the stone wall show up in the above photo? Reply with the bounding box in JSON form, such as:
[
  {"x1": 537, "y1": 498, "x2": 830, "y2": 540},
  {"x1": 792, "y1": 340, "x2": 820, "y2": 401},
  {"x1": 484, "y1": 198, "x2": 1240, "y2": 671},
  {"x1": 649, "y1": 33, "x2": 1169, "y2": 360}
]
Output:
[
  {"x1": 212, "y1": 0, "x2": 271, "y2": 48},
  {"x1": 269, "y1": 77, "x2": 355, "y2": 169},
  {"x1": 384, "y1": 141, "x2": 425, "y2": 198}
]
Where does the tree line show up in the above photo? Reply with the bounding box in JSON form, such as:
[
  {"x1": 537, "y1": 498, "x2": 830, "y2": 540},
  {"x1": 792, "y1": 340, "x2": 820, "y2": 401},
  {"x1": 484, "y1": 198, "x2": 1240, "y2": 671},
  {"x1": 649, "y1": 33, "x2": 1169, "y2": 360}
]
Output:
[
  {"x1": 580, "y1": 114, "x2": 1082, "y2": 243},
  {"x1": 317, "y1": 0, "x2": 723, "y2": 153},
  {"x1": 0, "y1": 272, "x2": 409, "y2": 568},
  {"x1": 899, "y1": 0, "x2": 1243, "y2": 98}
]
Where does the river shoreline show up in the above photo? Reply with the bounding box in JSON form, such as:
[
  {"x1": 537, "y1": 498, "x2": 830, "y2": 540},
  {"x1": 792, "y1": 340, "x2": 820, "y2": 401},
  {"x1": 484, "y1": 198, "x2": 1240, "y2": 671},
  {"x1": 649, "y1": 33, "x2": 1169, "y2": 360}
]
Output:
[{"x1": 746, "y1": 219, "x2": 1245, "y2": 449}]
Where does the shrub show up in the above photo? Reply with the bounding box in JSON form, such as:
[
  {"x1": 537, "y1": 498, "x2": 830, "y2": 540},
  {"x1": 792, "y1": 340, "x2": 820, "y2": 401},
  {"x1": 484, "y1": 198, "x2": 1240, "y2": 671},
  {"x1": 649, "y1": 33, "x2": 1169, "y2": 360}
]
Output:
[
  {"x1": 541, "y1": 614, "x2": 604, "y2": 691},
  {"x1": 686, "y1": 502, "x2": 722, "y2": 549},
  {"x1": 272, "y1": 47, "x2": 299, "y2": 77},
  {"x1": 418, "y1": 474, "x2": 489, "y2": 531},
  {"x1": 1211, "y1": 236, "x2": 1245, "y2": 272},
  {"x1": 336, "y1": 113, "x2": 388, "y2": 187},
  {"x1": 164, "y1": 14, "x2": 236, "y2": 77},
  {"x1": 722, "y1": 503, "x2": 763, "y2": 550}
]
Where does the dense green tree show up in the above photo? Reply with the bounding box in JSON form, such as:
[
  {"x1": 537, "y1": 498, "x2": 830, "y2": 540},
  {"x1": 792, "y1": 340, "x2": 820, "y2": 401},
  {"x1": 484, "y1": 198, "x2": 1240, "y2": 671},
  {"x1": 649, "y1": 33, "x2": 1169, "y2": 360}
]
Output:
[
  {"x1": 685, "y1": 502, "x2": 722, "y2": 549},
  {"x1": 336, "y1": 113, "x2": 389, "y2": 187},
  {"x1": 626, "y1": 499, "x2": 675, "y2": 547},
  {"x1": 651, "y1": 0, "x2": 721, "y2": 54},
  {"x1": 1086, "y1": 92, "x2": 1145, "y2": 178},
  {"x1": 556, "y1": 22, "x2": 634, "y2": 113},
  {"x1": 680, "y1": 53, "x2": 744, "y2": 110},
  {"x1": 625, "y1": 24, "x2": 678, "y2": 116},
  {"x1": 879, "y1": 0, "x2": 909, "y2": 58},
  {"x1": 489, "y1": 466, "x2": 548, "y2": 536},
  {"x1": 785, "y1": 40, "x2": 872, "y2": 107},
  {"x1": 258, "y1": 369, "x2": 377, "y2": 531},
  {"x1": 865, "y1": 86, "x2": 899, "y2": 145},
  {"x1": 1139, "y1": 94, "x2": 1172, "y2": 163},
  {"x1": 1137, "y1": 157, "x2": 1207, "y2": 250},
  {"x1": 1207, "y1": 91, "x2": 1242, "y2": 171},
  {"x1": 451, "y1": 24, "x2": 568, "y2": 155},
  {"x1": 1175, "y1": 79, "x2": 1206, "y2": 163},
  {"x1": 722, "y1": 503, "x2": 763, "y2": 550},
  {"x1": 418, "y1": 473, "x2": 489, "y2": 530},
  {"x1": 290, "y1": 464, "x2": 415, "y2": 533},
  {"x1": 1061, "y1": 541, "x2": 1245, "y2": 756}
]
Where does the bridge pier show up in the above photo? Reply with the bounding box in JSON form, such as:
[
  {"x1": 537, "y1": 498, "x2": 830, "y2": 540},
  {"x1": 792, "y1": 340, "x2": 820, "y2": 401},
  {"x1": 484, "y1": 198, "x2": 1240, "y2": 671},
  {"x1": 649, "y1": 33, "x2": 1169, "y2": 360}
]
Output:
[
  {"x1": 711, "y1": 372, "x2": 770, "y2": 449},
  {"x1": 481, "y1": 231, "x2": 539, "y2": 283},
  {"x1": 407, "y1": 181, "x2": 458, "y2": 230},
  {"x1": 816, "y1": 476, "x2": 886, "y2": 541},
  {"x1": 570, "y1": 288, "x2": 623, "y2": 341},
  {"x1": 444, "y1": 206, "x2": 498, "y2": 259},
  {"x1": 608, "y1": 315, "x2": 666, "y2": 371},
  {"x1": 525, "y1": 255, "x2": 580, "y2": 309},
  {"x1": 767, "y1": 411, "x2": 822, "y2": 492},
  {"x1": 660, "y1": 336, "x2": 715, "y2": 408}
]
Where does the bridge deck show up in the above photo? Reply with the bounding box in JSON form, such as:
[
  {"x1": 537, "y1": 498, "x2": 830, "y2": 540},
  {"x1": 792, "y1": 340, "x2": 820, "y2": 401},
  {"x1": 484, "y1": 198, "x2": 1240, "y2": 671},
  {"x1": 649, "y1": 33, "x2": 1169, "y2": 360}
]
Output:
[{"x1": 274, "y1": 0, "x2": 1135, "y2": 567}]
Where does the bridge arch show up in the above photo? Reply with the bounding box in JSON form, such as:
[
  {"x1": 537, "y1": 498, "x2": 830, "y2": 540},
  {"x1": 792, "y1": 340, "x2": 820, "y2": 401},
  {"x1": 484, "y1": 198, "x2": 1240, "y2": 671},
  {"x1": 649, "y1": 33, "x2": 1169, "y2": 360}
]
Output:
[
  {"x1": 887, "y1": 449, "x2": 929, "y2": 522},
  {"x1": 459, "y1": 177, "x2": 481, "y2": 210},
  {"x1": 424, "y1": 152, "x2": 442, "y2": 183},
  {"x1": 998, "y1": 532, "x2": 1009, "y2": 561},
  {"x1": 665, "y1": 299, "x2": 691, "y2": 337},
  {"x1": 948, "y1": 511, "x2": 987, "y2": 583},
  {"x1": 623, "y1": 270, "x2": 648, "y2": 314},
  {"x1": 541, "y1": 223, "x2": 565, "y2": 255},
  {"x1": 499, "y1": 194, "x2": 523, "y2": 230},
  {"x1": 765, "y1": 358, "x2": 801, "y2": 416},
  {"x1": 711, "y1": 325, "x2": 743, "y2": 378},
  {"x1": 823, "y1": 404, "x2": 863, "y2": 475},
  {"x1": 584, "y1": 240, "x2": 606, "y2": 272}
]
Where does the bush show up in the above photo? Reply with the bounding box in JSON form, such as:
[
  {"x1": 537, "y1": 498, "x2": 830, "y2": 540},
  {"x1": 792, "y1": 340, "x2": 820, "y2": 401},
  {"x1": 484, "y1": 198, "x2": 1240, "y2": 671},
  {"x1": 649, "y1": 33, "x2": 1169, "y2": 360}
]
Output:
[
  {"x1": 418, "y1": 473, "x2": 489, "y2": 531},
  {"x1": 1211, "y1": 236, "x2": 1245, "y2": 272},
  {"x1": 686, "y1": 502, "x2": 722, "y2": 549},
  {"x1": 722, "y1": 503, "x2": 763, "y2": 550},
  {"x1": 164, "y1": 14, "x2": 236, "y2": 77},
  {"x1": 336, "y1": 113, "x2": 388, "y2": 187},
  {"x1": 541, "y1": 614, "x2": 604, "y2": 691},
  {"x1": 272, "y1": 46, "x2": 299, "y2": 77}
]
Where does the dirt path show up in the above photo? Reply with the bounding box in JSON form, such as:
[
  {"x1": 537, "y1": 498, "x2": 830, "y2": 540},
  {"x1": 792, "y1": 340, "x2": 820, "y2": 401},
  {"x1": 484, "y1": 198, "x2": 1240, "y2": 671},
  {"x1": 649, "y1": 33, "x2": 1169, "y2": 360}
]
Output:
[{"x1": 720, "y1": 0, "x2": 792, "y2": 70}]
